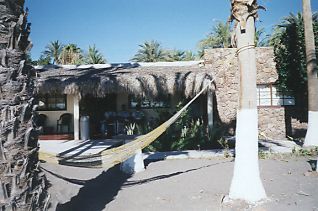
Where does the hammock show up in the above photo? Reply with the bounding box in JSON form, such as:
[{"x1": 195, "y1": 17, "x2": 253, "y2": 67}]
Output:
[{"x1": 39, "y1": 79, "x2": 214, "y2": 169}]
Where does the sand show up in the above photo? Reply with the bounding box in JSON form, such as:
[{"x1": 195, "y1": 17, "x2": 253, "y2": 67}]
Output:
[{"x1": 41, "y1": 157, "x2": 318, "y2": 211}]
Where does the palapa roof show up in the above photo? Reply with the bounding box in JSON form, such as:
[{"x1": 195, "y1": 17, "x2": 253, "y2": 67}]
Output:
[{"x1": 35, "y1": 61, "x2": 214, "y2": 98}]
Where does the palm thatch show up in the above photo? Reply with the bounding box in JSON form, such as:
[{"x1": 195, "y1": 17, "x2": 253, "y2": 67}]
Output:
[{"x1": 35, "y1": 61, "x2": 214, "y2": 98}]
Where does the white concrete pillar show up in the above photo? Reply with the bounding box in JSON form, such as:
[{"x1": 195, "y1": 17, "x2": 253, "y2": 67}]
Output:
[
  {"x1": 207, "y1": 86, "x2": 214, "y2": 132},
  {"x1": 121, "y1": 139, "x2": 145, "y2": 174},
  {"x1": 73, "y1": 94, "x2": 80, "y2": 141}
]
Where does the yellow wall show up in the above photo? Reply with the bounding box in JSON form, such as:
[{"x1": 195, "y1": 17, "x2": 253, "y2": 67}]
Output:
[{"x1": 39, "y1": 94, "x2": 74, "y2": 133}]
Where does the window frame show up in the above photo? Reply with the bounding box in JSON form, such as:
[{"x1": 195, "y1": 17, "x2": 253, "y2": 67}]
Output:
[
  {"x1": 37, "y1": 94, "x2": 68, "y2": 111},
  {"x1": 257, "y1": 84, "x2": 295, "y2": 107}
]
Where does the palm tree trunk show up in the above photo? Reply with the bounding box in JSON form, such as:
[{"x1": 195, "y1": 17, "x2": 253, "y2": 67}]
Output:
[
  {"x1": 0, "y1": 1, "x2": 48, "y2": 210},
  {"x1": 303, "y1": 0, "x2": 318, "y2": 147},
  {"x1": 229, "y1": 0, "x2": 266, "y2": 203}
]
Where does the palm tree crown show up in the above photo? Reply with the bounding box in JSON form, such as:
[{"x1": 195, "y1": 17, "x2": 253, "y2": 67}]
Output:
[
  {"x1": 85, "y1": 45, "x2": 106, "y2": 64},
  {"x1": 43, "y1": 40, "x2": 63, "y2": 64},
  {"x1": 59, "y1": 43, "x2": 83, "y2": 65},
  {"x1": 132, "y1": 40, "x2": 165, "y2": 62},
  {"x1": 165, "y1": 49, "x2": 186, "y2": 61},
  {"x1": 183, "y1": 51, "x2": 196, "y2": 61}
]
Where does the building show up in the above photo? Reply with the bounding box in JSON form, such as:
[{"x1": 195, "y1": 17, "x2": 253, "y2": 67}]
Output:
[
  {"x1": 35, "y1": 47, "x2": 306, "y2": 141},
  {"x1": 35, "y1": 61, "x2": 213, "y2": 140}
]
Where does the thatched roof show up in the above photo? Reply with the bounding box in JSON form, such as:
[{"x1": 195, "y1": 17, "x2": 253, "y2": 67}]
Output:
[{"x1": 35, "y1": 61, "x2": 214, "y2": 98}]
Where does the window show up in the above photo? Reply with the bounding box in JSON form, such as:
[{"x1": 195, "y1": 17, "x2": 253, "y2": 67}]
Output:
[
  {"x1": 257, "y1": 84, "x2": 295, "y2": 106},
  {"x1": 38, "y1": 95, "x2": 67, "y2": 111},
  {"x1": 129, "y1": 95, "x2": 170, "y2": 109}
]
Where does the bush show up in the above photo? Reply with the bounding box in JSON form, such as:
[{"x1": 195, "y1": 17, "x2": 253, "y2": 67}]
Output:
[{"x1": 144, "y1": 101, "x2": 217, "y2": 152}]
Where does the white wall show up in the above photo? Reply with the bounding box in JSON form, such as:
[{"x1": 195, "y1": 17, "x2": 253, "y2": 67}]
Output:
[{"x1": 39, "y1": 95, "x2": 74, "y2": 133}]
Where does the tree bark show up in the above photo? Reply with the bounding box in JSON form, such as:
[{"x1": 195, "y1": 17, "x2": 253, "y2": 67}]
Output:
[
  {"x1": 228, "y1": 0, "x2": 266, "y2": 203},
  {"x1": 0, "y1": 1, "x2": 49, "y2": 210},
  {"x1": 303, "y1": 0, "x2": 318, "y2": 147}
]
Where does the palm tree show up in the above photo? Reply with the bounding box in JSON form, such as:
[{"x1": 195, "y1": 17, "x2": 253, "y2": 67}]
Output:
[
  {"x1": 43, "y1": 40, "x2": 63, "y2": 64},
  {"x1": 0, "y1": 1, "x2": 48, "y2": 210},
  {"x1": 183, "y1": 51, "x2": 196, "y2": 61},
  {"x1": 37, "y1": 54, "x2": 51, "y2": 65},
  {"x1": 271, "y1": 13, "x2": 309, "y2": 107},
  {"x1": 199, "y1": 21, "x2": 268, "y2": 50},
  {"x1": 268, "y1": 27, "x2": 284, "y2": 47},
  {"x1": 85, "y1": 45, "x2": 106, "y2": 64},
  {"x1": 255, "y1": 27, "x2": 270, "y2": 47},
  {"x1": 165, "y1": 49, "x2": 186, "y2": 61},
  {"x1": 228, "y1": 0, "x2": 266, "y2": 203},
  {"x1": 199, "y1": 21, "x2": 231, "y2": 49},
  {"x1": 303, "y1": 0, "x2": 318, "y2": 147},
  {"x1": 59, "y1": 43, "x2": 83, "y2": 65},
  {"x1": 132, "y1": 40, "x2": 165, "y2": 62},
  {"x1": 197, "y1": 49, "x2": 205, "y2": 59}
]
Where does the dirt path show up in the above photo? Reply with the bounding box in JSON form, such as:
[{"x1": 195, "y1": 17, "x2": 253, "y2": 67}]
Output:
[{"x1": 41, "y1": 157, "x2": 318, "y2": 211}]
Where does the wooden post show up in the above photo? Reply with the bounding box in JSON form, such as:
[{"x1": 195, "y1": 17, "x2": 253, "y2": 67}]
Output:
[
  {"x1": 74, "y1": 94, "x2": 80, "y2": 140},
  {"x1": 207, "y1": 85, "x2": 214, "y2": 133}
]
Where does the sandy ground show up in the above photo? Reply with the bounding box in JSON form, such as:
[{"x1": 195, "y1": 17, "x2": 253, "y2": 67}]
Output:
[{"x1": 41, "y1": 157, "x2": 318, "y2": 211}]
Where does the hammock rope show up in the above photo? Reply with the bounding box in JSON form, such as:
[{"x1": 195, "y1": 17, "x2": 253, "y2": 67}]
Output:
[{"x1": 39, "y1": 79, "x2": 215, "y2": 169}]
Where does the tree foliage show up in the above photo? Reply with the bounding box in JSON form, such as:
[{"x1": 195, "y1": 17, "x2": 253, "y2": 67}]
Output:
[
  {"x1": 199, "y1": 21, "x2": 232, "y2": 50},
  {"x1": 43, "y1": 40, "x2": 63, "y2": 64},
  {"x1": 145, "y1": 102, "x2": 210, "y2": 151},
  {"x1": 272, "y1": 12, "x2": 318, "y2": 101},
  {"x1": 198, "y1": 21, "x2": 269, "y2": 57},
  {"x1": 132, "y1": 40, "x2": 166, "y2": 62},
  {"x1": 59, "y1": 43, "x2": 83, "y2": 65},
  {"x1": 164, "y1": 49, "x2": 198, "y2": 61},
  {"x1": 84, "y1": 45, "x2": 106, "y2": 64},
  {"x1": 132, "y1": 40, "x2": 197, "y2": 62},
  {"x1": 37, "y1": 54, "x2": 51, "y2": 65},
  {"x1": 165, "y1": 49, "x2": 186, "y2": 62},
  {"x1": 183, "y1": 50, "x2": 196, "y2": 61},
  {"x1": 37, "y1": 42, "x2": 107, "y2": 65},
  {"x1": 255, "y1": 27, "x2": 270, "y2": 47}
]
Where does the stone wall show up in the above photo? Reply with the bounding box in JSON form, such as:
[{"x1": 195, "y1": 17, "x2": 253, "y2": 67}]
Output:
[
  {"x1": 205, "y1": 48, "x2": 238, "y2": 123},
  {"x1": 258, "y1": 107, "x2": 286, "y2": 139},
  {"x1": 204, "y1": 47, "x2": 286, "y2": 139}
]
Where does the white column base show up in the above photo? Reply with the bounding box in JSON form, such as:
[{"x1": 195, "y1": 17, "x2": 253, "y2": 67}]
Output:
[
  {"x1": 229, "y1": 109, "x2": 267, "y2": 203},
  {"x1": 304, "y1": 111, "x2": 318, "y2": 147},
  {"x1": 207, "y1": 87, "x2": 214, "y2": 132},
  {"x1": 121, "y1": 140, "x2": 145, "y2": 174},
  {"x1": 73, "y1": 95, "x2": 80, "y2": 141}
]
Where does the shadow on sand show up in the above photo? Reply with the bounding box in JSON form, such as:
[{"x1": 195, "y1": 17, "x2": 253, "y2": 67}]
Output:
[
  {"x1": 55, "y1": 165, "x2": 130, "y2": 211},
  {"x1": 125, "y1": 160, "x2": 231, "y2": 187},
  {"x1": 52, "y1": 159, "x2": 231, "y2": 211}
]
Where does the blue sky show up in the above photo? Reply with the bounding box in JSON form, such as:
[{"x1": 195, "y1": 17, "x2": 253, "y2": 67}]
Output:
[{"x1": 26, "y1": 0, "x2": 318, "y2": 63}]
